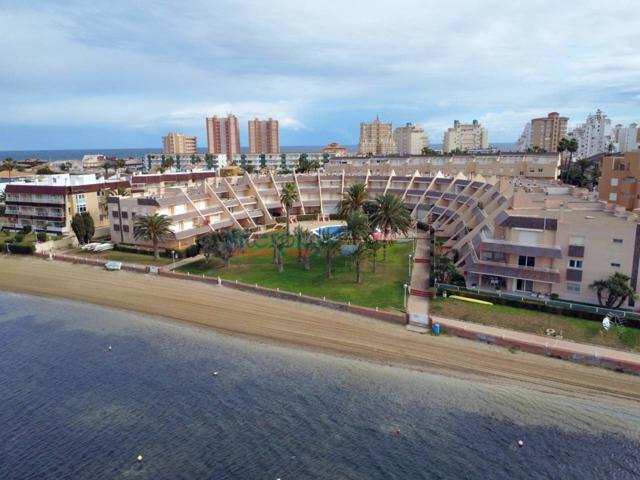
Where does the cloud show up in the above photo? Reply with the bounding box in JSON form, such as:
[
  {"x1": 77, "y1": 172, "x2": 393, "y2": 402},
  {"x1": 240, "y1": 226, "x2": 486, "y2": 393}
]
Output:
[{"x1": 1, "y1": 0, "x2": 639, "y2": 149}]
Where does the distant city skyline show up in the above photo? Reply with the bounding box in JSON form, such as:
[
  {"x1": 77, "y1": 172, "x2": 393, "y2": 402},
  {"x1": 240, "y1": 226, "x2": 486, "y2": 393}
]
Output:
[{"x1": 1, "y1": 0, "x2": 639, "y2": 150}]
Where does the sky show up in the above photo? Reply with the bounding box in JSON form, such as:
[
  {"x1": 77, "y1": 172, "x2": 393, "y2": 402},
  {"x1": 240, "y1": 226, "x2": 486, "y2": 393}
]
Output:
[{"x1": 1, "y1": 0, "x2": 640, "y2": 150}]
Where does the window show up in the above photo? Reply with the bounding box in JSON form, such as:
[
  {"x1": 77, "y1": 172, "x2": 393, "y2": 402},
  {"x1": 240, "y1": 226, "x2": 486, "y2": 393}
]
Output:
[
  {"x1": 76, "y1": 204, "x2": 87, "y2": 213},
  {"x1": 122, "y1": 225, "x2": 130, "y2": 233},
  {"x1": 568, "y1": 259, "x2": 583, "y2": 269},
  {"x1": 112, "y1": 211, "x2": 119, "y2": 218},
  {"x1": 121, "y1": 211, "x2": 128, "y2": 219},
  {"x1": 613, "y1": 238, "x2": 623, "y2": 244},
  {"x1": 609, "y1": 192, "x2": 618, "y2": 201},
  {"x1": 569, "y1": 235, "x2": 585, "y2": 246},
  {"x1": 516, "y1": 279, "x2": 534, "y2": 292},
  {"x1": 611, "y1": 178, "x2": 619, "y2": 186},
  {"x1": 567, "y1": 282, "x2": 581, "y2": 292},
  {"x1": 518, "y1": 256, "x2": 535, "y2": 267},
  {"x1": 75, "y1": 193, "x2": 85, "y2": 201},
  {"x1": 114, "y1": 224, "x2": 120, "y2": 231},
  {"x1": 611, "y1": 262, "x2": 621, "y2": 268},
  {"x1": 538, "y1": 168, "x2": 543, "y2": 172}
]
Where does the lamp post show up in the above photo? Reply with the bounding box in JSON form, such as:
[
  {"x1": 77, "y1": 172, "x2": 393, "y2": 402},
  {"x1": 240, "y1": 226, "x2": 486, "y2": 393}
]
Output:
[
  {"x1": 408, "y1": 254, "x2": 413, "y2": 278},
  {"x1": 171, "y1": 250, "x2": 177, "y2": 270},
  {"x1": 403, "y1": 283, "x2": 408, "y2": 310}
]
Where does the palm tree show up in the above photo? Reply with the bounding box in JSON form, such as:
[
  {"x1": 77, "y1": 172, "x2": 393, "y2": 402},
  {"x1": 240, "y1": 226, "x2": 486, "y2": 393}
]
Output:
[
  {"x1": 590, "y1": 273, "x2": 637, "y2": 308},
  {"x1": 318, "y1": 231, "x2": 341, "y2": 279},
  {"x1": 133, "y1": 214, "x2": 174, "y2": 260},
  {"x1": 337, "y1": 182, "x2": 368, "y2": 218},
  {"x1": 369, "y1": 193, "x2": 411, "y2": 260},
  {"x1": 279, "y1": 182, "x2": 298, "y2": 236},
  {"x1": 345, "y1": 210, "x2": 372, "y2": 283},
  {"x1": 366, "y1": 237, "x2": 383, "y2": 272},
  {"x1": 102, "y1": 162, "x2": 112, "y2": 179},
  {"x1": 558, "y1": 137, "x2": 578, "y2": 182},
  {"x1": 1, "y1": 158, "x2": 17, "y2": 182},
  {"x1": 107, "y1": 188, "x2": 131, "y2": 197}
]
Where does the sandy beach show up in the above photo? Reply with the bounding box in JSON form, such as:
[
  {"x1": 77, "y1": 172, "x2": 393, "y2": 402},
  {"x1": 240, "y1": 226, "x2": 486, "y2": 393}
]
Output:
[{"x1": 1, "y1": 255, "x2": 639, "y2": 401}]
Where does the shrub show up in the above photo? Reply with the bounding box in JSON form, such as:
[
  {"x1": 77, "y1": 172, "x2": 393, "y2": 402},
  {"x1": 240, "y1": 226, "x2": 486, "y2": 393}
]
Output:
[
  {"x1": 8, "y1": 243, "x2": 35, "y2": 254},
  {"x1": 36, "y1": 232, "x2": 47, "y2": 242},
  {"x1": 550, "y1": 293, "x2": 559, "y2": 300},
  {"x1": 14, "y1": 233, "x2": 25, "y2": 243},
  {"x1": 22, "y1": 225, "x2": 32, "y2": 234}
]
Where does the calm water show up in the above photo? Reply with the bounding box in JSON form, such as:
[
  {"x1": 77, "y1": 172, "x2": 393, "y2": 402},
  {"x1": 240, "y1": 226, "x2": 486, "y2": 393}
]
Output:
[{"x1": 0, "y1": 292, "x2": 638, "y2": 479}]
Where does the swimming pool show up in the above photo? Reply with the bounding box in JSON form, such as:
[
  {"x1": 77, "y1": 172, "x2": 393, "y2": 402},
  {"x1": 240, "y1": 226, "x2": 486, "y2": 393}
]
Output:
[{"x1": 312, "y1": 225, "x2": 345, "y2": 237}]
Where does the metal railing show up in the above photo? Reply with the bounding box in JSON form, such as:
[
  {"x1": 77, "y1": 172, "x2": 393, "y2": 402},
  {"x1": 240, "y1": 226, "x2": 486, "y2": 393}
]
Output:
[{"x1": 435, "y1": 282, "x2": 640, "y2": 321}]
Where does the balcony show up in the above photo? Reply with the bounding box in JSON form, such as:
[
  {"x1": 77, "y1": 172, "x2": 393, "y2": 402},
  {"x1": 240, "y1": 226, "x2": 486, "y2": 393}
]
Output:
[{"x1": 478, "y1": 233, "x2": 562, "y2": 259}]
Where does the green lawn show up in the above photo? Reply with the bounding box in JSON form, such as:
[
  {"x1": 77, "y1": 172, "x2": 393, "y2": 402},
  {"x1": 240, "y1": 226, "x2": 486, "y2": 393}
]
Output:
[
  {"x1": 177, "y1": 242, "x2": 414, "y2": 311},
  {"x1": 69, "y1": 248, "x2": 172, "y2": 266},
  {"x1": 430, "y1": 297, "x2": 640, "y2": 352}
]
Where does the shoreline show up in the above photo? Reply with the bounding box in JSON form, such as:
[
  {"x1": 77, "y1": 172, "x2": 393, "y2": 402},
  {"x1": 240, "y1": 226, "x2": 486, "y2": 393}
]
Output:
[{"x1": 1, "y1": 256, "x2": 640, "y2": 401}]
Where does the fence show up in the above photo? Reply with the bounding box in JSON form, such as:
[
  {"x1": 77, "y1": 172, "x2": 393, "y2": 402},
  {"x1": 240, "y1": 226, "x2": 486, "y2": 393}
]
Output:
[{"x1": 435, "y1": 282, "x2": 640, "y2": 327}]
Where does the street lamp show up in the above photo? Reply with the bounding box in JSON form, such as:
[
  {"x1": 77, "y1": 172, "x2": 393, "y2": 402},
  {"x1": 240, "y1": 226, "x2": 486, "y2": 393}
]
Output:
[
  {"x1": 403, "y1": 283, "x2": 408, "y2": 310},
  {"x1": 408, "y1": 254, "x2": 413, "y2": 278},
  {"x1": 171, "y1": 250, "x2": 177, "y2": 270}
]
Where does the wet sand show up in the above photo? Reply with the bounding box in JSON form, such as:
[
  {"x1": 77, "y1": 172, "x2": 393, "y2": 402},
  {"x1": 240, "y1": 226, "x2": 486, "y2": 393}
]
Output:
[{"x1": 1, "y1": 256, "x2": 639, "y2": 401}]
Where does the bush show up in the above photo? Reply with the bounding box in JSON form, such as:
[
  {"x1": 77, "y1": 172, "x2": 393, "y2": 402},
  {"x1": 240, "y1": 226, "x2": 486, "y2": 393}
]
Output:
[
  {"x1": 36, "y1": 232, "x2": 47, "y2": 242},
  {"x1": 22, "y1": 225, "x2": 32, "y2": 234},
  {"x1": 14, "y1": 233, "x2": 25, "y2": 243},
  {"x1": 8, "y1": 243, "x2": 35, "y2": 254},
  {"x1": 550, "y1": 293, "x2": 559, "y2": 300}
]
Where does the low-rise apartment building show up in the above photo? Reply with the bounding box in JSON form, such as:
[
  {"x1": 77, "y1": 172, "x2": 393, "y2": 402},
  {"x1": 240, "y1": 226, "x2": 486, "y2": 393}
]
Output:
[
  {"x1": 3, "y1": 174, "x2": 130, "y2": 234},
  {"x1": 325, "y1": 153, "x2": 560, "y2": 180},
  {"x1": 598, "y1": 152, "x2": 640, "y2": 211}
]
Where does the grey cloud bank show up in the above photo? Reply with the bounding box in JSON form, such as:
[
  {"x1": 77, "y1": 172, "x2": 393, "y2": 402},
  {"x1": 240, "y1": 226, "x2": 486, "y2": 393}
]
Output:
[{"x1": 1, "y1": 0, "x2": 639, "y2": 149}]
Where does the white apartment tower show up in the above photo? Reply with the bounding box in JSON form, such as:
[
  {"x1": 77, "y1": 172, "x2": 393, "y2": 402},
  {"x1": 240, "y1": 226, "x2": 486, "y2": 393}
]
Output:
[
  {"x1": 568, "y1": 109, "x2": 613, "y2": 158},
  {"x1": 393, "y1": 123, "x2": 428, "y2": 155},
  {"x1": 515, "y1": 122, "x2": 532, "y2": 152},
  {"x1": 612, "y1": 123, "x2": 640, "y2": 152},
  {"x1": 443, "y1": 120, "x2": 488, "y2": 153}
]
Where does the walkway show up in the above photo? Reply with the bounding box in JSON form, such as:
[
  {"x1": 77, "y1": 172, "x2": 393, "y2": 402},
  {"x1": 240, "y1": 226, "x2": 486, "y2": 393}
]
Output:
[
  {"x1": 162, "y1": 254, "x2": 204, "y2": 272},
  {"x1": 407, "y1": 233, "x2": 430, "y2": 327},
  {"x1": 431, "y1": 314, "x2": 640, "y2": 373}
]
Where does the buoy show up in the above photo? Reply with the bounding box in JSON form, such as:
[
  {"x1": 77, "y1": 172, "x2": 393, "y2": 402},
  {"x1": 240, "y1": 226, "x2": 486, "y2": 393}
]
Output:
[
  {"x1": 108, "y1": 346, "x2": 112, "y2": 351},
  {"x1": 517, "y1": 440, "x2": 524, "y2": 448},
  {"x1": 395, "y1": 427, "x2": 401, "y2": 434},
  {"x1": 137, "y1": 455, "x2": 143, "y2": 462},
  {"x1": 213, "y1": 371, "x2": 219, "y2": 376}
]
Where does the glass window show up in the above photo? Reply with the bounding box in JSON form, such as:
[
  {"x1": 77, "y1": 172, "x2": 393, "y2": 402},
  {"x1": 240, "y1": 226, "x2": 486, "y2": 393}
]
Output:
[
  {"x1": 613, "y1": 238, "x2": 623, "y2": 244},
  {"x1": 76, "y1": 204, "x2": 87, "y2": 213},
  {"x1": 611, "y1": 262, "x2": 621, "y2": 268},
  {"x1": 569, "y1": 235, "x2": 585, "y2": 246},
  {"x1": 516, "y1": 279, "x2": 534, "y2": 292},
  {"x1": 609, "y1": 192, "x2": 618, "y2": 201},
  {"x1": 611, "y1": 178, "x2": 619, "y2": 186},
  {"x1": 567, "y1": 282, "x2": 581, "y2": 292},
  {"x1": 518, "y1": 256, "x2": 535, "y2": 267},
  {"x1": 569, "y1": 259, "x2": 583, "y2": 269},
  {"x1": 112, "y1": 211, "x2": 119, "y2": 218}
]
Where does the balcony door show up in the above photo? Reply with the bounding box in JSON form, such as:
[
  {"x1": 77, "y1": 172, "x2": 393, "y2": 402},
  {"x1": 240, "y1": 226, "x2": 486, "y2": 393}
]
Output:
[{"x1": 518, "y1": 255, "x2": 535, "y2": 267}]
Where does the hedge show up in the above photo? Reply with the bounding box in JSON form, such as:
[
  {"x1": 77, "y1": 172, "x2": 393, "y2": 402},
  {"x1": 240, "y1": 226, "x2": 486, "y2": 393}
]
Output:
[
  {"x1": 8, "y1": 243, "x2": 35, "y2": 255},
  {"x1": 274, "y1": 213, "x2": 327, "y2": 223}
]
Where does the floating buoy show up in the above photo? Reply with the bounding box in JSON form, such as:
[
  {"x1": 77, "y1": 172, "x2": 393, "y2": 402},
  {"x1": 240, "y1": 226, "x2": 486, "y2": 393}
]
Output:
[
  {"x1": 137, "y1": 455, "x2": 143, "y2": 462},
  {"x1": 395, "y1": 427, "x2": 401, "y2": 435},
  {"x1": 108, "y1": 346, "x2": 112, "y2": 352},
  {"x1": 213, "y1": 371, "x2": 219, "y2": 376},
  {"x1": 517, "y1": 440, "x2": 524, "y2": 448}
]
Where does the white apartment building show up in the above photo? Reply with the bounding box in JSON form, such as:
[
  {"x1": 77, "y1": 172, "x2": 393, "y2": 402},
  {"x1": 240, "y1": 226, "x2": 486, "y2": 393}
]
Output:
[
  {"x1": 393, "y1": 123, "x2": 429, "y2": 155},
  {"x1": 443, "y1": 120, "x2": 488, "y2": 153},
  {"x1": 612, "y1": 123, "x2": 640, "y2": 152},
  {"x1": 568, "y1": 109, "x2": 613, "y2": 158},
  {"x1": 515, "y1": 122, "x2": 532, "y2": 152}
]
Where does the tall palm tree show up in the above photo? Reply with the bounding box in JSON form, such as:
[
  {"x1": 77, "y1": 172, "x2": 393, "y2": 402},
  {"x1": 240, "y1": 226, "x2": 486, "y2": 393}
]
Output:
[
  {"x1": 337, "y1": 182, "x2": 368, "y2": 218},
  {"x1": 102, "y1": 162, "x2": 112, "y2": 179},
  {"x1": 279, "y1": 182, "x2": 298, "y2": 236},
  {"x1": 133, "y1": 214, "x2": 174, "y2": 260},
  {"x1": 318, "y1": 231, "x2": 341, "y2": 279},
  {"x1": 346, "y1": 210, "x2": 372, "y2": 283},
  {"x1": 1, "y1": 158, "x2": 17, "y2": 182},
  {"x1": 558, "y1": 138, "x2": 578, "y2": 182},
  {"x1": 369, "y1": 193, "x2": 411, "y2": 260}
]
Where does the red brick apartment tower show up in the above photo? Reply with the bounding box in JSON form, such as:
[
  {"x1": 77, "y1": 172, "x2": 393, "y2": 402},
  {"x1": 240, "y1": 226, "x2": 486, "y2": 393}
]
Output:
[
  {"x1": 248, "y1": 118, "x2": 280, "y2": 154},
  {"x1": 206, "y1": 114, "x2": 241, "y2": 159}
]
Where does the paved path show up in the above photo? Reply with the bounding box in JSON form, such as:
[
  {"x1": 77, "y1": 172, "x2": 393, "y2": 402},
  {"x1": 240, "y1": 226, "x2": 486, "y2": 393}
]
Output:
[
  {"x1": 431, "y1": 314, "x2": 640, "y2": 370},
  {"x1": 162, "y1": 254, "x2": 204, "y2": 271},
  {"x1": 407, "y1": 234, "x2": 430, "y2": 326}
]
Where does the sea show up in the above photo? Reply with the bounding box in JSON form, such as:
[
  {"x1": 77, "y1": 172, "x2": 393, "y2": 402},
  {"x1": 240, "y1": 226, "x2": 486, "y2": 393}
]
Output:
[
  {"x1": 0, "y1": 291, "x2": 638, "y2": 480},
  {"x1": 0, "y1": 144, "x2": 516, "y2": 162}
]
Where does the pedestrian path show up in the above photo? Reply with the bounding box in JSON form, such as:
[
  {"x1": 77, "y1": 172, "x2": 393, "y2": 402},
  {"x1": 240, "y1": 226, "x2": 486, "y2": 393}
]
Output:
[{"x1": 407, "y1": 234, "x2": 430, "y2": 327}]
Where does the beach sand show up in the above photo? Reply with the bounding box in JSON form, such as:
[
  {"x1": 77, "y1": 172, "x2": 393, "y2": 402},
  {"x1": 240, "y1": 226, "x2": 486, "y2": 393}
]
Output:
[{"x1": 1, "y1": 255, "x2": 639, "y2": 401}]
